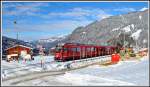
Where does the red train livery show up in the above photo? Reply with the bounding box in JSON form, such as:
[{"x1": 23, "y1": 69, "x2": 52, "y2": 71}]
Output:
[{"x1": 54, "y1": 43, "x2": 118, "y2": 62}]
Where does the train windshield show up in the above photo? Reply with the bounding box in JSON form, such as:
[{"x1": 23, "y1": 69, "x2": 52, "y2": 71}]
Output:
[{"x1": 55, "y1": 46, "x2": 62, "y2": 52}]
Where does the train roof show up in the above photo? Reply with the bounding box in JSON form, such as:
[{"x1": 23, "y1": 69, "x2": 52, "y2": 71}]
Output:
[{"x1": 62, "y1": 43, "x2": 116, "y2": 48}]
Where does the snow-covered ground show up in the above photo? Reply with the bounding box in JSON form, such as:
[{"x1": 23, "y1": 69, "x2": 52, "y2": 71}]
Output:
[
  {"x1": 2, "y1": 55, "x2": 149, "y2": 86},
  {"x1": 1, "y1": 55, "x2": 111, "y2": 79},
  {"x1": 1, "y1": 55, "x2": 55, "y2": 79}
]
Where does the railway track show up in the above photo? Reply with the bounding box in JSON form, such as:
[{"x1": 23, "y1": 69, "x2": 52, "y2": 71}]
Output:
[
  {"x1": 2, "y1": 55, "x2": 111, "y2": 86},
  {"x1": 3, "y1": 71, "x2": 66, "y2": 85}
]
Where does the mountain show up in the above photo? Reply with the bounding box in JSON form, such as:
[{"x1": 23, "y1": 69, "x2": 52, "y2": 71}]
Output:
[
  {"x1": 67, "y1": 10, "x2": 148, "y2": 48},
  {"x1": 38, "y1": 35, "x2": 67, "y2": 43},
  {"x1": 30, "y1": 35, "x2": 69, "y2": 51}
]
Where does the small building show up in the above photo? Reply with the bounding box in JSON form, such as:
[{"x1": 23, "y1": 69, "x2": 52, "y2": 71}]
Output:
[
  {"x1": 49, "y1": 47, "x2": 56, "y2": 55},
  {"x1": 5, "y1": 45, "x2": 32, "y2": 61}
]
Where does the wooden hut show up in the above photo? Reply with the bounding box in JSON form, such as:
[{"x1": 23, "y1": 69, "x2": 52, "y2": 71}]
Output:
[{"x1": 5, "y1": 45, "x2": 32, "y2": 61}]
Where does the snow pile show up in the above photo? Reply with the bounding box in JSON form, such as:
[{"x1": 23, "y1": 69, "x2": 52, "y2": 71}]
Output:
[{"x1": 131, "y1": 29, "x2": 142, "y2": 40}]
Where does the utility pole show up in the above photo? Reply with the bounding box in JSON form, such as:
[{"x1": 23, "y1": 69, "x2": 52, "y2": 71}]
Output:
[
  {"x1": 14, "y1": 20, "x2": 19, "y2": 62},
  {"x1": 14, "y1": 21, "x2": 18, "y2": 44}
]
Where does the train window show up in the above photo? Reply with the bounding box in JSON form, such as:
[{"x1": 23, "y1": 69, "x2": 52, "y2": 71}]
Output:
[
  {"x1": 94, "y1": 48, "x2": 97, "y2": 51},
  {"x1": 91, "y1": 47, "x2": 94, "y2": 51},
  {"x1": 55, "y1": 46, "x2": 62, "y2": 52},
  {"x1": 106, "y1": 48, "x2": 110, "y2": 51},
  {"x1": 71, "y1": 48, "x2": 77, "y2": 52},
  {"x1": 63, "y1": 48, "x2": 68, "y2": 52},
  {"x1": 87, "y1": 48, "x2": 91, "y2": 52},
  {"x1": 77, "y1": 48, "x2": 81, "y2": 52}
]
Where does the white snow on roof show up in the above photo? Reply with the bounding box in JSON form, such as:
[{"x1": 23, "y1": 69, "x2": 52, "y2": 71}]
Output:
[
  {"x1": 131, "y1": 29, "x2": 142, "y2": 40},
  {"x1": 5, "y1": 45, "x2": 32, "y2": 51},
  {"x1": 122, "y1": 25, "x2": 131, "y2": 32}
]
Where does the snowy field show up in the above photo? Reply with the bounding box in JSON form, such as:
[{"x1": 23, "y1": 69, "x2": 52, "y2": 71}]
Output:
[
  {"x1": 1, "y1": 55, "x2": 111, "y2": 80},
  {"x1": 1, "y1": 56, "x2": 55, "y2": 79},
  {"x1": 1, "y1": 55, "x2": 149, "y2": 86}
]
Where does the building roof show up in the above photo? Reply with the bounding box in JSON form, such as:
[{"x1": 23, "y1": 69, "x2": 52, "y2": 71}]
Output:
[{"x1": 5, "y1": 44, "x2": 33, "y2": 51}]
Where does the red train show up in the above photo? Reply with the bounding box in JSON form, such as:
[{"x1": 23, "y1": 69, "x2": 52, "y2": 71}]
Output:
[{"x1": 54, "y1": 43, "x2": 118, "y2": 62}]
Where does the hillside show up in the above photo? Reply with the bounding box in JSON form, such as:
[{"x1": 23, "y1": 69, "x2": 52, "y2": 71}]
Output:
[{"x1": 67, "y1": 10, "x2": 148, "y2": 48}]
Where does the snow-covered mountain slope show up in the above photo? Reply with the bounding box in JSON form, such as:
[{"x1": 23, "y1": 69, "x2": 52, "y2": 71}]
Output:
[
  {"x1": 38, "y1": 35, "x2": 67, "y2": 43},
  {"x1": 30, "y1": 34, "x2": 69, "y2": 50},
  {"x1": 68, "y1": 10, "x2": 148, "y2": 48}
]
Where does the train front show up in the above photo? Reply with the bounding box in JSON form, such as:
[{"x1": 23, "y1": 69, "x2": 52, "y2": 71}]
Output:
[{"x1": 54, "y1": 43, "x2": 67, "y2": 61}]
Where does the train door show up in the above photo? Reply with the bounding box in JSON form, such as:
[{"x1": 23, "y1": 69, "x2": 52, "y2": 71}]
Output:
[
  {"x1": 82, "y1": 47, "x2": 86, "y2": 58},
  {"x1": 71, "y1": 47, "x2": 76, "y2": 60},
  {"x1": 96, "y1": 47, "x2": 99, "y2": 56},
  {"x1": 106, "y1": 47, "x2": 110, "y2": 55},
  {"x1": 62, "y1": 46, "x2": 68, "y2": 60},
  {"x1": 98, "y1": 48, "x2": 100, "y2": 56},
  {"x1": 91, "y1": 47, "x2": 94, "y2": 57},
  {"x1": 79, "y1": 47, "x2": 82, "y2": 59},
  {"x1": 101, "y1": 47, "x2": 105, "y2": 56},
  {"x1": 86, "y1": 47, "x2": 90, "y2": 58},
  {"x1": 94, "y1": 47, "x2": 97, "y2": 57},
  {"x1": 76, "y1": 47, "x2": 81, "y2": 60}
]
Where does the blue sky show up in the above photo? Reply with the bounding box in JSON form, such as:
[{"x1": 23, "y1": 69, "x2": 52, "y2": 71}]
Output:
[{"x1": 2, "y1": 2, "x2": 148, "y2": 41}]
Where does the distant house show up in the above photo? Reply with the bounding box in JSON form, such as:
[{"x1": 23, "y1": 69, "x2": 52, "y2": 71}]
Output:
[
  {"x1": 49, "y1": 47, "x2": 56, "y2": 55},
  {"x1": 5, "y1": 45, "x2": 33, "y2": 61}
]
